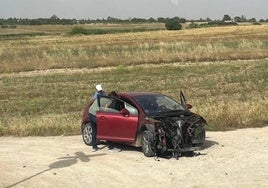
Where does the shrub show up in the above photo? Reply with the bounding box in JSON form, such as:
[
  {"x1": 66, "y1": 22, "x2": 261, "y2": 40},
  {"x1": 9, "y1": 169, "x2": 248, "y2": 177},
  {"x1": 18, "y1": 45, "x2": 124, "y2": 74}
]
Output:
[
  {"x1": 1, "y1": 25, "x2": 8, "y2": 28},
  {"x1": 165, "y1": 19, "x2": 182, "y2": 30},
  {"x1": 252, "y1": 22, "x2": 261, "y2": 25},
  {"x1": 70, "y1": 26, "x2": 88, "y2": 35},
  {"x1": 187, "y1": 22, "x2": 199, "y2": 29},
  {"x1": 9, "y1": 25, "x2": 17, "y2": 28}
]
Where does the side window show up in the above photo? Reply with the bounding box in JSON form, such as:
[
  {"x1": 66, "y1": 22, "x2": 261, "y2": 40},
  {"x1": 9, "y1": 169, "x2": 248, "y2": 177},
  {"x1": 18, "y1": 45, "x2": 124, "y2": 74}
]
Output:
[
  {"x1": 118, "y1": 97, "x2": 138, "y2": 115},
  {"x1": 98, "y1": 97, "x2": 124, "y2": 113},
  {"x1": 101, "y1": 98, "x2": 110, "y2": 106},
  {"x1": 98, "y1": 96, "x2": 138, "y2": 115},
  {"x1": 125, "y1": 103, "x2": 138, "y2": 115}
]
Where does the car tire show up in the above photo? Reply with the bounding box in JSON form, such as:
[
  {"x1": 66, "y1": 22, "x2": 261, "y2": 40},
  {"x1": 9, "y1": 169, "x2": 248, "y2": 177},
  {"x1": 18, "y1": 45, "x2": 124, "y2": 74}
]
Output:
[
  {"x1": 82, "y1": 122, "x2": 93, "y2": 146},
  {"x1": 141, "y1": 130, "x2": 156, "y2": 157}
]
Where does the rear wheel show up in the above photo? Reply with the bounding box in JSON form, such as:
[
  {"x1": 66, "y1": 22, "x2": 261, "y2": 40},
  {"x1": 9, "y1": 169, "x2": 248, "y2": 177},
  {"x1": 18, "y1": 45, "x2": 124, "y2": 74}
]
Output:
[
  {"x1": 82, "y1": 123, "x2": 93, "y2": 146},
  {"x1": 141, "y1": 130, "x2": 156, "y2": 157}
]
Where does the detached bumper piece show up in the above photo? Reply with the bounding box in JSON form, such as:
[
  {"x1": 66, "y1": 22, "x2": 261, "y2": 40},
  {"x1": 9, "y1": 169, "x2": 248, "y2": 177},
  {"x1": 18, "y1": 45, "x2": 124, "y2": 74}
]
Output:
[{"x1": 168, "y1": 146, "x2": 202, "y2": 153}]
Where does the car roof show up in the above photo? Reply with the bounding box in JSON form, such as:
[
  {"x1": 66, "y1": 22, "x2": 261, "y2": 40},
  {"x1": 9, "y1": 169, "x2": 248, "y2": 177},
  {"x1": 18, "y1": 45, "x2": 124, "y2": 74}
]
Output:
[{"x1": 118, "y1": 92, "x2": 159, "y2": 97}]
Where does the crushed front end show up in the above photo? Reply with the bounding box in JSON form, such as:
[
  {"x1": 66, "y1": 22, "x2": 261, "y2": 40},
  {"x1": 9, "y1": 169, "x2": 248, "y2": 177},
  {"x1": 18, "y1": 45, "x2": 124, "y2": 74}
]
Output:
[{"x1": 151, "y1": 111, "x2": 207, "y2": 157}]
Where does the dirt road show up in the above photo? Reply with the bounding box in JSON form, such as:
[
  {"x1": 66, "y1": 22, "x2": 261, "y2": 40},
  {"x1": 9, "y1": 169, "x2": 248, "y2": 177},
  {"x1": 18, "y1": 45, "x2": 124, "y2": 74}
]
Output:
[{"x1": 0, "y1": 127, "x2": 267, "y2": 188}]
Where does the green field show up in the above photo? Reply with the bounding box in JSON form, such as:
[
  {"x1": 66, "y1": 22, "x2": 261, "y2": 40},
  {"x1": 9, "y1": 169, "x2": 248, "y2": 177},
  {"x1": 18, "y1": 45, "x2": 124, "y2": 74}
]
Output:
[{"x1": 0, "y1": 24, "x2": 267, "y2": 136}]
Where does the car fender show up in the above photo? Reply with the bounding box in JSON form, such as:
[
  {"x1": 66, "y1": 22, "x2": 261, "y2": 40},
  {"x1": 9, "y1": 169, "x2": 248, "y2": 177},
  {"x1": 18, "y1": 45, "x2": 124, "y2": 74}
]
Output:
[{"x1": 134, "y1": 124, "x2": 155, "y2": 147}]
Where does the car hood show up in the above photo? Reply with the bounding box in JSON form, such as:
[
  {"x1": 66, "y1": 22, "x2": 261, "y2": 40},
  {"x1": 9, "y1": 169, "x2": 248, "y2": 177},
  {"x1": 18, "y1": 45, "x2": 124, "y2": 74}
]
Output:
[
  {"x1": 148, "y1": 109, "x2": 192, "y2": 118},
  {"x1": 148, "y1": 109, "x2": 207, "y2": 125}
]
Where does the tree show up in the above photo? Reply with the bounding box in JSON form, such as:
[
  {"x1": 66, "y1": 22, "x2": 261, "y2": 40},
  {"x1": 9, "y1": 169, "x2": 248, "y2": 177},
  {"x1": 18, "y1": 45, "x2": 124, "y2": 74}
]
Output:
[
  {"x1": 50, "y1": 14, "x2": 59, "y2": 20},
  {"x1": 148, "y1": 17, "x2": 156, "y2": 23},
  {"x1": 157, "y1": 17, "x2": 166, "y2": 23},
  {"x1": 206, "y1": 18, "x2": 212, "y2": 22},
  {"x1": 30, "y1": 19, "x2": 42, "y2": 25},
  {"x1": 241, "y1": 15, "x2": 247, "y2": 22},
  {"x1": 234, "y1": 16, "x2": 241, "y2": 22},
  {"x1": 165, "y1": 19, "x2": 182, "y2": 30},
  {"x1": 248, "y1": 18, "x2": 256, "y2": 22},
  {"x1": 222, "y1": 14, "x2": 232, "y2": 22}
]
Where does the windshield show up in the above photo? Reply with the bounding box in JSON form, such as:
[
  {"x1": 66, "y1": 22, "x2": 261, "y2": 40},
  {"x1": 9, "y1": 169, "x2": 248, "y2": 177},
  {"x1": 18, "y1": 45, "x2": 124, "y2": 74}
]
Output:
[{"x1": 133, "y1": 94, "x2": 185, "y2": 114}]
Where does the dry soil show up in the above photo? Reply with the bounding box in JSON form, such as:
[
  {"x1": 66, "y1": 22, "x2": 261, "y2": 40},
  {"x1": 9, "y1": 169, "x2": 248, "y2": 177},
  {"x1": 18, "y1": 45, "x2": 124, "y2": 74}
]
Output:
[{"x1": 0, "y1": 127, "x2": 267, "y2": 188}]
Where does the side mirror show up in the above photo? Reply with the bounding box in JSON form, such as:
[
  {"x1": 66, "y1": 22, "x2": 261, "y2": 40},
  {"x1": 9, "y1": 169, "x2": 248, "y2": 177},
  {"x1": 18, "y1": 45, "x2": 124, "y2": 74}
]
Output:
[
  {"x1": 120, "y1": 108, "x2": 130, "y2": 117},
  {"x1": 186, "y1": 104, "x2": 192, "y2": 110}
]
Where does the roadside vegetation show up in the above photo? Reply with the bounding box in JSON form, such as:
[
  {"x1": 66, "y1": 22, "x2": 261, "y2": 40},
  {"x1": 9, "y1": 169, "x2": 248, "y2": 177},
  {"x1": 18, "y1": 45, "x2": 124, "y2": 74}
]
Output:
[{"x1": 0, "y1": 24, "x2": 267, "y2": 136}]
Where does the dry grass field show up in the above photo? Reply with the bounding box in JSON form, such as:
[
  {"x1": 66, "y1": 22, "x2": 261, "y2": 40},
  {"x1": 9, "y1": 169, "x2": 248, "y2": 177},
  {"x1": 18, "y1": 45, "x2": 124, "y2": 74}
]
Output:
[
  {"x1": 0, "y1": 24, "x2": 267, "y2": 136},
  {"x1": 1, "y1": 24, "x2": 267, "y2": 73}
]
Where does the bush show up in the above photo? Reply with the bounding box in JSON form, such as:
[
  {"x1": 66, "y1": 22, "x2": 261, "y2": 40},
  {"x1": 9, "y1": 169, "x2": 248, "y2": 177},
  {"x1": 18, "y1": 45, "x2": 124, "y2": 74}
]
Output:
[
  {"x1": 1, "y1": 25, "x2": 8, "y2": 28},
  {"x1": 252, "y1": 22, "x2": 261, "y2": 25},
  {"x1": 165, "y1": 19, "x2": 182, "y2": 30},
  {"x1": 9, "y1": 25, "x2": 17, "y2": 28},
  {"x1": 187, "y1": 22, "x2": 199, "y2": 29},
  {"x1": 70, "y1": 26, "x2": 88, "y2": 35}
]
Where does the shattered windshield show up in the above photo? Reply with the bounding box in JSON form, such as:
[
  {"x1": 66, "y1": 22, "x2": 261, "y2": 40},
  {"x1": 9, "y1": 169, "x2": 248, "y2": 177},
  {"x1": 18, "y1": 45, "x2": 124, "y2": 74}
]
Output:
[{"x1": 133, "y1": 94, "x2": 185, "y2": 114}]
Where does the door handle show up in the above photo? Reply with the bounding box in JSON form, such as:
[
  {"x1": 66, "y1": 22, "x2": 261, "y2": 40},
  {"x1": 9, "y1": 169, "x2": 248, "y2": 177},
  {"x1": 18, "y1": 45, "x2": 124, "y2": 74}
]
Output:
[{"x1": 100, "y1": 116, "x2": 105, "y2": 120}]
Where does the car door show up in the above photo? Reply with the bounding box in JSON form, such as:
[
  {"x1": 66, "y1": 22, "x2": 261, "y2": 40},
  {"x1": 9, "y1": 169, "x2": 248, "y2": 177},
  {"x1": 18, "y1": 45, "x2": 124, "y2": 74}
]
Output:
[
  {"x1": 180, "y1": 90, "x2": 187, "y2": 108},
  {"x1": 96, "y1": 96, "x2": 139, "y2": 143},
  {"x1": 180, "y1": 90, "x2": 193, "y2": 110}
]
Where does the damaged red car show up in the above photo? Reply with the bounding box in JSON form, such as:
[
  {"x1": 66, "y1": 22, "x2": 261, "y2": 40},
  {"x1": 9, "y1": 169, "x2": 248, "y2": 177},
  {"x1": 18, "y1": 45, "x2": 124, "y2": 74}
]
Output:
[{"x1": 81, "y1": 91, "x2": 207, "y2": 157}]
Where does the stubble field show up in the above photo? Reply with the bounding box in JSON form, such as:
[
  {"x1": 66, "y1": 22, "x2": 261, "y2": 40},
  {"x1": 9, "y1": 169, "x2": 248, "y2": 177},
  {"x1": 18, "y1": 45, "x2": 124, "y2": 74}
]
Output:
[{"x1": 0, "y1": 24, "x2": 267, "y2": 136}]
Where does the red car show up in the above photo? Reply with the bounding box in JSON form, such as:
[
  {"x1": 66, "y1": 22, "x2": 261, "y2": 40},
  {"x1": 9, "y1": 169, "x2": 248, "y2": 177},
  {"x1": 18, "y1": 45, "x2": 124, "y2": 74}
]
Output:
[{"x1": 81, "y1": 91, "x2": 207, "y2": 157}]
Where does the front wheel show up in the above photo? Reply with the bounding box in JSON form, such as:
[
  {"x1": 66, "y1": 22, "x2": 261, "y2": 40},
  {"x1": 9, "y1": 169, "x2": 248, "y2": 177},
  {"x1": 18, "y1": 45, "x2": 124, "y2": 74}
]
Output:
[
  {"x1": 82, "y1": 123, "x2": 93, "y2": 146},
  {"x1": 141, "y1": 130, "x2": 156, "y2": 157}
]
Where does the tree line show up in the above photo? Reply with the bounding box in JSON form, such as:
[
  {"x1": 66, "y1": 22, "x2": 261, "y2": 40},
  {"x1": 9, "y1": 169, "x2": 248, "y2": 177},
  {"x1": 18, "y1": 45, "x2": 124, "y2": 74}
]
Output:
[{"x1": 1, "y1": 14, "x2": 267, "y2": 27}]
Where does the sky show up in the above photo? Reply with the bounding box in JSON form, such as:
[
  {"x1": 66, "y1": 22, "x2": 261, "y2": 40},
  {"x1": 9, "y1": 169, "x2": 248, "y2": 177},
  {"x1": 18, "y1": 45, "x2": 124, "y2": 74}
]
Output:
[{"x1": 0, "y1": 0, "x2": 267, "y2": 20}]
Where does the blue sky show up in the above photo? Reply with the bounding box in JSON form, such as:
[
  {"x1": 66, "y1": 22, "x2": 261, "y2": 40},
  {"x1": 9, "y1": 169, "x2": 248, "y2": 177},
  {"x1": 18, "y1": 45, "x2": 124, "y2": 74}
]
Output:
[{"x1": 0, "y1": 0, "x2": 267, "y2": 20}]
